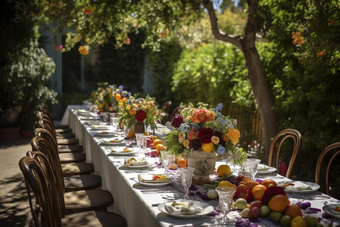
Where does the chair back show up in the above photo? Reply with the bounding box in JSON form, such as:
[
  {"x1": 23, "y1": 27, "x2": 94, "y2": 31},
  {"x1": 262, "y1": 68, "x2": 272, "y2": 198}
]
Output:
[
  {"x1": 19, "y1": 153, "x2": 62, "y2": 227},
  {"x1": 315, "y1": 142, "x2": 340, "y2": 195},
  {"x1": 170, "y1": 105, "x2": 185, "y2": 121},
  {"x1": 160, "y1": 101, "x2": 172, "y2": 114},
  {"x1": 268, "y1": 129, "x2": 302, "y2": 178}
]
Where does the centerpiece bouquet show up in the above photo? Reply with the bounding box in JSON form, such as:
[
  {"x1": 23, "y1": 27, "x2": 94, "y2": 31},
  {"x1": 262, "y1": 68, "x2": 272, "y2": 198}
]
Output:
[
  {"x1": 94, "y1": 85, "x2": 131, "y2": 112},
  {"x1": 117, "y1": 95, "x2": 163, "y2": 131},
  {"x1": 164, "y1": 102, "x2": 247, "y2": 171}
]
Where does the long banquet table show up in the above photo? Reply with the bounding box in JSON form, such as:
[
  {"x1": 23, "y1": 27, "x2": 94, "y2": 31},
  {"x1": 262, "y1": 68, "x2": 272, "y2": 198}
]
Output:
[{"x1": 63, "y1": 106, "x2": 340, "y2": 227}]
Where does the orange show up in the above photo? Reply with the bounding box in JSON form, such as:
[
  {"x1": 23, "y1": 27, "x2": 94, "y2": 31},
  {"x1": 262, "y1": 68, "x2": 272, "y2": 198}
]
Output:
[
  {"x1": 217, "y1": 165, "x2": 231, "y2": 177},
  {"x1": 218, "y1": 181, "x2": 237, "y2": 196},
  {"x1": 156, "y1": 144, "x2": 163, "y2": 152},
  {"x1": 284, "y1": 205, "x2": 302, "y2": 219},
  {"x1": 261, "y1": 179, "x2": 277, "y2": 188},
  {"x1": 268, "y1": 194, "x2": 290, "y2": 212},
  {"x1": 177, "y1": 159, "x2": 187, "y2": 168},
  {"x1": 153, "y1": 139, "x2": 163, "y2": 149},
  {"x1": 252, "y1": 185, "x2": 267, "y2": 201},
  {"x1": 201, "y1": 142, "x2": 214, "y2": 153},
  {"x1": 143, "y1": 132, "x2": 150, "y2": 135},
  {"x1": 245, "y1": 181, "x2": 260, "y2": 190}
]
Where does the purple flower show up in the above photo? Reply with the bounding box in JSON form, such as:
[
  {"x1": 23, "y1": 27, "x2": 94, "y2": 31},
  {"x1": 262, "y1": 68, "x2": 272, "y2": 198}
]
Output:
[
  {"x1": 322, "y1": 213, "x2": 331, "y2": 218},
  {"x1": 189, "y1": 185, "x2": 197, "y2": 190},
  {"x1": 121, "y1": 94, "x2": 125, "y2": 98},
  {"x1": 213, "y1": 103, "x2": 223, "y2": 112},
  {"x1": 188, "y1": 192, "x2": 195, "y2": 196},
  {"x1": 255, "y1": 179, "x2": 263, "y2": 184},
  {"x1": 235, "y1": 218, "x2": 258, "y2": 227},
  {"x1": 217, "y1": 146, "x2": 225, "y2": 154},
  {"x1": 307, "y1": 207, "x2": 321, "y2": 214},
  {"x1": 98, "y1": 98, "x2": 102, "y2": 102},
  {"x1": 189, "y1": 139, "x2": 202, "y2": 151},
  {"x1": 208, "y1": 211, "x2": 220, "y2": 216},
  {"x1": 119, "y1": 85, "x2": 123, "y2": 89},
  {"x1": 297, "y1": 202, "x2": 311, "y2": 210},
  {"x1": 171, "y1": 114, "x2": 183, "y2": 128}
]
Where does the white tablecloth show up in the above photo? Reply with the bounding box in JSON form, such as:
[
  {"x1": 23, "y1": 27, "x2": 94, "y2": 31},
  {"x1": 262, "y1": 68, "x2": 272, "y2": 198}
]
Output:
[{"x1": 64, "y1": 105, "x2": 340, "y2": 227}]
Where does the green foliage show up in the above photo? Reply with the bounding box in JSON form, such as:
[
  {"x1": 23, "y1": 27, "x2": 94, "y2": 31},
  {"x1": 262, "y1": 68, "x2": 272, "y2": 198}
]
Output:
[
  {"x1": 0, "y1": 37, "x2": 58, "y2": 128},
  {"x1": 60, "y1": 92, "x2": 88, "y2": 111}
]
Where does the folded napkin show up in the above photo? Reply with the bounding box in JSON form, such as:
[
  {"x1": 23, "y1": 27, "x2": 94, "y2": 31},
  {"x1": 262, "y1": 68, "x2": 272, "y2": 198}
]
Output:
[
  {"x1": 165, "y1": 201, "x2": 202, "y2": 215},
  {"x1": 138, "y1": 174, "x2": 171, "y2": 183},
  {"x1": 258, "y1": 164, "x2": 270, "y2": 170},
  {"x1": 286, "y1": 181, "x2": 313, "y2": 191},
  {"x1": 131, "y1": 161, "x2": 148, "y2": 166}
]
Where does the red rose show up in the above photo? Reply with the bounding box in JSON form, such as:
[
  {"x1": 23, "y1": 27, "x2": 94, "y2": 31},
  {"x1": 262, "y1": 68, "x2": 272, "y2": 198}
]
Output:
[
  {"x1": 135, "y1": 110, "x2": 146, "y2": 122},
  {"x1": 198, "y1": 127, "x2": 214, "y2": 143}
]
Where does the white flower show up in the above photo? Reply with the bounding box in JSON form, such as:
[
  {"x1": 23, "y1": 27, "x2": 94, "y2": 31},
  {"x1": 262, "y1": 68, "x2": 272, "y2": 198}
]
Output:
[{"x1": 233, "y1": 119, "x2": 238, "y2": 126}]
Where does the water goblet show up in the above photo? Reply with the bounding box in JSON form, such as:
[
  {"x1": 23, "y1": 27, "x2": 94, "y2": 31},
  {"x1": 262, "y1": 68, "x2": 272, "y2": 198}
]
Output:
[
  {"x1": 215, "y1": 186, "x2": 236, "y2": 224},
  {"x1": 111, "y1": 117, "x2": 119, "y2": 132},
  {"x1": 179, "y1": 167, "x2": 195, "y2": 199},
  {"x1": 135, "y1": 133, "x2": 144, "y2": 155},
  {"x1": 244, "y1": 158, "x2": 261, "y2": 180},
  {"x1": 142, "y1": 135, "x2": 151, "y2": 156}
]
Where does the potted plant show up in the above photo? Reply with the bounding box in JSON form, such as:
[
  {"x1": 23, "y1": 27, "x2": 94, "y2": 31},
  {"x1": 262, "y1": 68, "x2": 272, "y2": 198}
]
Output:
[{"x1": 163, "y1": 102, "x2": 247, "y2": 184}]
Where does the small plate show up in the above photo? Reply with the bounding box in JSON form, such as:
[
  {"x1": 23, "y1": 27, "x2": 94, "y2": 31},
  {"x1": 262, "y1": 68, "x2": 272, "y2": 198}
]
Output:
[
  {"x1": 109, "y1": 148, "x2": 137, "y2": 156},
  {"x1": 121, "y1": 163, "x2": 150, "y2": 169},
  {"x1": 323, "y1": 204, "x2": 340, "y2": 219},
  {"x1": 158, "y1": 200, "x2": 214, "y2": 218},
  {"x1": 135, "y1": 175, "x2": 173, "y2": 186},
  {"x1": 100, "y1": 139, "x2": 125, "y2": 145},
  {"x1": 94, "y1": 132, "x2": 116, "y2": 137},
  {"x1": 257, "y1": 166, "x2": 277, "y2": 174},
  {"x1": 278, "y1": 181, "x2": 320, "y2": 193},
  {"x1": 90, "y1": 126, "x2": 110, "y2": 130},
  {"x1": 79, "y1": 116, "x2": 99, "y2": 120}
]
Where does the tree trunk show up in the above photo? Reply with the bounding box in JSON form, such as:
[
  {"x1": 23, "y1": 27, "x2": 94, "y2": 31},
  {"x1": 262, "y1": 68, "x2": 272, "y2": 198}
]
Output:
[{"x1": 201, "y1": 0, "x2": 278, "y2": 161}]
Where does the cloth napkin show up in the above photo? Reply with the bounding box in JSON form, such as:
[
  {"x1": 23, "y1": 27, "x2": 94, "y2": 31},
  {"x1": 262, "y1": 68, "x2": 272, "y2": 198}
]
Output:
[
  {"x1": 258, "y1": 164, "x2": 270, "y2": 170},
  {"x1": 164, "y1": 201, "x2": 201, "y2": 215},
  {"x1": 138, "y1": 174, "x2": 171, "y2": 183},
  {"x1": 286, "y1": 181, "x2": 312, "y2": 191}
]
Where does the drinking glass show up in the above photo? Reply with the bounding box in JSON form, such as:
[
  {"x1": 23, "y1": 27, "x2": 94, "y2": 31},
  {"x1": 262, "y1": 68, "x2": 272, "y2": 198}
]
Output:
[
  {"x1": 215, "y1": 187, "x2": 237, "y2": 224},
  {"x1": 135, "y1": 133, "x2": 144, "y2": 155},
  {"x1": 179, "y1": 167, "x2": 195, "y2": 199},
  {"x1": 110, "y1": 117, "x2": 119, "y2": 132},
  {"x1": 142, "y1": 135, "x2": 151, "y2": 156},
  {"x1": 244, "y1": 158, "x2": 261, "y2": 180},
  {"x1": 160, "y1": 150, "x2": 170, "y2": 168}
]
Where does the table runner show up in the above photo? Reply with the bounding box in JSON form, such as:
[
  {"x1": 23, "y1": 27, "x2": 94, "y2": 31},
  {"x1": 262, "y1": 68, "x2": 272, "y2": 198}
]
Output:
[{"x1": 65, "y1": 106, "x2": 340, "y2": 227}]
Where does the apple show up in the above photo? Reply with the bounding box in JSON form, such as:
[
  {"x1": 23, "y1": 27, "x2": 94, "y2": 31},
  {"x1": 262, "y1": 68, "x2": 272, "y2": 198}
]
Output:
[
  {"x1": 248, "y1": 207, "x2": 261, "y2": 219},
  {"x1": 235, "y1": 198, "x2": 248, "y2": 210},
  {"x1": 151, "y1": 150, "x2": 160, "y2": 157},
  {"x1": 269, "y1": 211, "x2": 283, "y2": 222},
  {"x1": 207, "y1": 189, "x2": 218, "y2": 199},
  {"x1": 250, "y1": 201, "x2": 263, "y2": 210},
  {"x1": 268, "y1": 183, "x2": 276, "y2": 188},
  {"x1": 146, "y1": 137, "x2": 152, "y2": 147},
  {"x1": 291, "y1": 216, "x2": 307, "y2": 227},
  {"x1": 304, "y1": 215, "x2": 319, "y2": 227},
  {"x1": 260, "y1": 205, "x2": 271, "y2": 216},
  {"x1": 240, "y1": 208, "x2": 249, "y2": 218},
  {"x1": 280, "y1": 215, "x2": 292, "y2": 227}
]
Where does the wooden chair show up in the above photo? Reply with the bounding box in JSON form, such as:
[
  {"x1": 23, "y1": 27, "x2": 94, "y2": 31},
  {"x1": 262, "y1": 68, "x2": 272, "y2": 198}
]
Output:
[
  {"x1": 315, "y1": 142, "x2": 340, "y2": 195},
  {"x1": 170, "y1": 105, "x2": 185, "y2": 121},
  {"x1": 19, "y1": 154, "x2": 127, "y2": 227},
  {"x1": 25, "y1": 150, "x2": 114, "y2": 216},
  {"x1": 160, "y1": 101, "x2": 172, "y2": 125},
  {"x1": 37, "y1": 106, "x2": 72, "y2": 133},
  {"x1": 268, "y1": 129, "x2": 302, "y2": 179}
]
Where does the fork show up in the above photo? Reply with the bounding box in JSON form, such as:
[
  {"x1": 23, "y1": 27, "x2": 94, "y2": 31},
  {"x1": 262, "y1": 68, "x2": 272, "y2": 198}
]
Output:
[{"x1": 292, "y1": 193, "x2": 330, "y2": 200}]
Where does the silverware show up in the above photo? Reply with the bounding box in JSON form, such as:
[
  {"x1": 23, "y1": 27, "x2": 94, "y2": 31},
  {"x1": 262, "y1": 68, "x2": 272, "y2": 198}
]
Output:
[
  {"x1": 292, "y1": 193, "x2": 330, "y2": 200},
  {"x1": 142, "y1": 190, "x2": 173, "y2": 194}
]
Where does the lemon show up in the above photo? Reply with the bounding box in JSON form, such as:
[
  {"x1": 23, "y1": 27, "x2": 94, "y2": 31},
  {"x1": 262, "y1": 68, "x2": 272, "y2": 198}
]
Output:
[
  {"x1": 218, "y1": 180, "x2": 234, "y2": 188},
  {"x1": 201, "y1": 142, "x2": 214, "y2": 153},
  {"x1": 217, "y1": 165, "x2": 231, "y2": 177},
  {"x1": 156, "y1": 144, "x2": 163, "y2": 152}
]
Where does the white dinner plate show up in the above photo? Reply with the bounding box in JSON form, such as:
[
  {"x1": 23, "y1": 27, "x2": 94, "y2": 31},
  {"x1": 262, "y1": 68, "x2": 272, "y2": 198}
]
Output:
[
  {"x1": 121, "y1": 163, "x2": 150, "y2": 169},
  {"x1": 100, "y1": 139, "x2": 125, "y2": 145},
  {"x1": 109, "y1": 148, "x2": 137, "y2": 156},
  {"x1": 322, "y1": 204, "x2": 340, "y2": 219},
  {"x1": 135, "y1": 175, "x2": 173, "y2": 186},
  {"x1": 79, "y1": 116, "x2": 99, "y2": 120},
  {"x1": 90, "y1": 126, "x2": 110, "y2": 130},
  {"x1": 278, "y1": 181, "x2": 320, "y2": 193},
  {"x1": 94, "y1": 132, "x2": 116, "y2": 137},
  {"x1": 257, "y1": 166, "x2": 277, "y2": 174},
  {"x1": 158, "y1": 200, "x2": 214, "y2": 219}
]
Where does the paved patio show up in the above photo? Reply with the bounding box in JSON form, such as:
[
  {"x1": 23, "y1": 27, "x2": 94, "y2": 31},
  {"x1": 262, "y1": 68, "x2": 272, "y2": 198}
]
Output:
[{"x1": 0, "y1": 138, "x2": 31, "y2": 227}]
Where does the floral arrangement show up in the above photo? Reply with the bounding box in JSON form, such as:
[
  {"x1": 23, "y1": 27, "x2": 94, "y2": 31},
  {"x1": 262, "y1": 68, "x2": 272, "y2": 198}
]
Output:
[
  {"x1": 117, "y1": 95, "x2": 163, "y2": 130},
  {"x1": 164, "y1": 102, "x2": 247, "y2": 165},
  {"x1": 93, "y1": 85, "x2": 131, "y2": 112}
]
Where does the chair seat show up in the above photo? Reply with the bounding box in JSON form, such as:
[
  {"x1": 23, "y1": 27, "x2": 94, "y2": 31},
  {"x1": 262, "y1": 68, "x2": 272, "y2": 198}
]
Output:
[
  {"x1": 64, "y1": 175, "x2": 102, "y2": 192},
  {"x1": 55, "y1": 124, "x2": 69, "y2": 129},
  {"x1": 58, "y1": 145, "x2": 83, "y2": 153},
  {"x1": 55, "y1": 128, "x2": 72, "y2": 133},
  {"x1": 56, "y1": 132, "x2": 76, "y2": 139},
  {"x1": 59, "y1": 152, "x2": 86, "y2": 163},
  {"x1": 57, "y1": 137, "x2": 79, "y2": 145},
  {"x1": 62, "y1": 211, "x2": 126, "y2": 227},
  {"x1": 64, "y1": 189, "x2": 114, "y2": 215},
  {"x1": 62, "y1": 163, "x2": 94, "y2": 176}
]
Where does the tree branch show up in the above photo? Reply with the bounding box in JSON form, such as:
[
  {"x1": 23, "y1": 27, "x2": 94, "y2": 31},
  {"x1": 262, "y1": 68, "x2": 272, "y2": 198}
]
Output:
[{"x1": 199, "y1": 0, "x2": 243, "y2": 51}]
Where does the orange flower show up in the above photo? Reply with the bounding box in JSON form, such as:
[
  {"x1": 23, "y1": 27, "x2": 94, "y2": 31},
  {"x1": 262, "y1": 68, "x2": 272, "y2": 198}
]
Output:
[
  {"x1": 223, "y1": 134, "x2": 230, "y2": 143},
  {"x1": 228, "y1": 128, "x2": 240, "y2": 146},
  {"x1": 123, "y1": 38, "x2": 130, "y2": 45},
  {"x1": 78, "y1": 46, "x2": 89, "y2": 55},
  {"x1": 206, "y1": 110, "x2": 215, "y2": 121},
  {"x1": 159, "y1": 28, "x2": 169, "y2": 38},
  {"x1": 85, "y1": 37, "x2": 90, "y2": 42},
  {"x1": 198, "y1": 109, "x2": 208, "y2": 122},
  {"x1": 191, "y1": 109, "x2": 200, "y2": 123},
  {"x1": 316, "y1": 50, "x2": 326, "y2": 57},
  {"x1": 53, "y1": 44, "x2": 59, "y2": 50},
  {"x1": 292, "y1": 32, "x2": 304, "y2": 45},
  {"x1": 115, "y1": 94, "x2": 121, "y2": 101},
  {"x1": 122, "y1": 97, "x2": 127, "y2": 102},
  {"x1": 328, "y1": 19, "x2": 336, "y2": 26},
  {"x1": 83, "y1": 6, "x2": 94, "y2": 15},
  {"x1": 129, "y1": 108, "x2": 135, "y2": 115},
  {"x1": 104, "y1": 102, "x2": 109, "y2": 106},
  {"x1": 211, "y1": 136, "x2": 219, "y2": 145},
  {"x1": 109, "y1": 107, "x2": 114, "y2": 111}
]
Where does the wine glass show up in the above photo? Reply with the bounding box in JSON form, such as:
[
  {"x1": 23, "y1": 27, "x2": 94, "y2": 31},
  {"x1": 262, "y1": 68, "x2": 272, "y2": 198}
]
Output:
[
  {"x1": 110, "y1": 117, "x2": 119, "y2": 132},
  {"x1": 142, "y1": 135, "x2": 151, "y2": 156},
  {"x1": 215, "y1": 186, "x2": 236, "y2": 224},
  {"x1": 179, "y1": 167, "x2": 195, "y2": 199},
  {"x1": 244, "y1": 158, "x2": 261, "y2": 180},
  {"x1": 135, "y1": 133, "x2": 144, "y2": 155}
]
